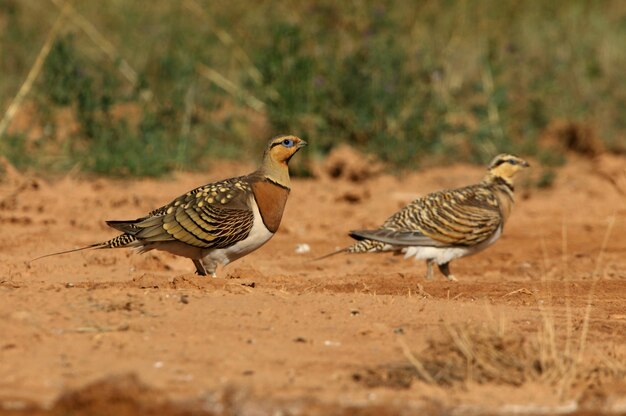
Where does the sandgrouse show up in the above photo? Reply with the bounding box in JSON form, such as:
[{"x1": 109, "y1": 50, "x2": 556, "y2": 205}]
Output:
[
  {"x1": 35, "y1": 135, "x2": 306, "y2": 277},
  {"x1": 326, "y1": 154, "x2": 529, "y2": 281}
]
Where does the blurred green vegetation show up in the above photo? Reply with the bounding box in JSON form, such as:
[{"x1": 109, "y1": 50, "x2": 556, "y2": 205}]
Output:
[{"x1": 0, "y1": 0, "x2": 625, "y2": 177}]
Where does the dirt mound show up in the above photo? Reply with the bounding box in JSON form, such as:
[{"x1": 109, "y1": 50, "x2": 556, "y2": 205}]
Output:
[
  {"x1": 316, "y1": 144, "x2": 384, "y2": 182},
  {"x1": 539, "y1": 119, "x2": 604, "y2": 156},
  {"x1": 0, "y1": 374, "x2": 192, "y2": 416},
  {"x1": 52, "y1": 374, "x2": 186, "y2": 416}
]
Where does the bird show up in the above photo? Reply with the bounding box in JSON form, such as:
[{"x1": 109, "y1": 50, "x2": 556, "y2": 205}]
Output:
[
  {"x1": 320, "y1": 154, "x2": 529, "y2": 281},
  {"x1": 32, "y1": 135, "x2": 306, "y2": 277}
]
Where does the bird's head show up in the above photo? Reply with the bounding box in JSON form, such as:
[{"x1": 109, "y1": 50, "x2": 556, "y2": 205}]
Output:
[
  {"x1": 486, "y1": 154, "x2": 530, "y2": 182},
  {"x1": 260, "y1": 135, "x2": 307, "y2": 187},
  {"x1": 265, "y1": 135, "x2": 307, "y2": 165}
]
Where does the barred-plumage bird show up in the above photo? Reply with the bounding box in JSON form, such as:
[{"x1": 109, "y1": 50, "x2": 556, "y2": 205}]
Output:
[
  {"x1": 34, "y1": 135, "x2": 306, "y2": 277},
  {"x1": 324, "y1": 154, "x2": 529, "y2": 281}
]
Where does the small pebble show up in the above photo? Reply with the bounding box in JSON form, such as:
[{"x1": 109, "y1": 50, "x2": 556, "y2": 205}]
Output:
[{"x1": 295, "y1": 243, "x2": 311, "y2": 254}]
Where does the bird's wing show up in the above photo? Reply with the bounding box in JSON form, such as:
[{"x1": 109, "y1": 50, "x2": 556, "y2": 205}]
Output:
[
  {"x1": 376, "y1": 185, "x2": 503, "y2": 247},
  {"x1": 349, "y1": 228, "x2": 448, "y2": 247},
  {"x1": 106, "y1": 176, "x2": 255, "y2": 249}
]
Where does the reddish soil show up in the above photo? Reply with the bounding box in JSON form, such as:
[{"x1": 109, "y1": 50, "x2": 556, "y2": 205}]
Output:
[{"x1": 0, "y1": 152, "x2": 625, "y2": 415}]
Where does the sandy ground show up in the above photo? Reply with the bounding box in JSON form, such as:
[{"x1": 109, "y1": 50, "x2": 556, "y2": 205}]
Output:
[{"x1": 0, "y1": 151, "x2": 625, "y2": 415}]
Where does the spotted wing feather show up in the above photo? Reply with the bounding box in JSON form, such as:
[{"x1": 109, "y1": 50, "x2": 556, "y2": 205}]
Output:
[{"x1": 106, "y1": 176, "x2": 255, "y2": 249}]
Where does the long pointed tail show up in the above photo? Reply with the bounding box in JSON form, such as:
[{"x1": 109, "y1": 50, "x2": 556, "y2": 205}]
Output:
[
  {"x1": 29, "y1": 233, "x2": 138, "y2": 263},
  {"x1": 313, "y1": 247, "x2": 350, "y2": 261},
  {"x1": 29, "y1": 242, "x2": 107, "y2": 263},
  {"x1": 314, "y1": 237, "x2": 390, "y2": 261}
]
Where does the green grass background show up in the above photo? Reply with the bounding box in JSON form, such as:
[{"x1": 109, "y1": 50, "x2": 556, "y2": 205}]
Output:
[{"x1": 0, "y1": 0, "x2": 625, "y2": 177}]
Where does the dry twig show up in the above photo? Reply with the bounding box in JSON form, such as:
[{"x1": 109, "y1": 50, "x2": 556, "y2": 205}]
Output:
[
  {"x1": 0, "y1": 4, "x2": 68, "y2": 140},
  {"x1": 196, "y1": 64, "x2": 266, "y2": 111},
  {"x1": 49, "y1": 0, "x2": 139, "y2": 86}
]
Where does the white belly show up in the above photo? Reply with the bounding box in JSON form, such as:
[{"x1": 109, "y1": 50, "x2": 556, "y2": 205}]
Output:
[
  {"x1": 402, "y1": 227, "x2": 502, "y2": 265},
  {"x1": 202, "y1": 198, "x2": 274, "y2": 266}
]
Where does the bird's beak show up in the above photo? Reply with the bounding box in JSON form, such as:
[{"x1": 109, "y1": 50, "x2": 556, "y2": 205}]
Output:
[{"x1": 297, "y1": 140, "x2": 308, "y2": 149}]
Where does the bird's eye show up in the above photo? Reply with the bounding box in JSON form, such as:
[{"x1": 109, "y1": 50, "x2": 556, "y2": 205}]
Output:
[
  {"x1": 508, "y1": 159, "x2": 518, "y2": 165},
  {"x1": 282, "y1": 139, "x2": 294, "y2": 147}
]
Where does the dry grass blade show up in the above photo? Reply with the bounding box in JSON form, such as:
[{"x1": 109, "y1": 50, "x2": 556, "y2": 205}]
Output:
[
  {"x1": 396, "y1": 335, "x2": 435, "y2": 384},
  {"x1": 49, "y1": 0, "x2": 138, "y2": 86},
  {"x1": 577, "y1": 215, "x2": 616, "y2": 365},
  {"x1": 183, "y1": 0, "x2": 264, "y2": 86},
  {"x1": 425, "y1": 323, "x2": 532, "y2": 386},
  {"x1": 416, "y1": 283, "x2": 433, "y2": 298},
  {"x1": 196, "y1": 64, "x2": 266, "y2": 111},
  {"x1": 502, "y1": 288, "x2": 533, "y2": 297},
  {"x1": 0, "y1": 3, "x2": 68, "y2": 140},
  {"x1": 481, "y1": 58, "x2": 505, "y2": 148},
  {"x1": 445, "y1": 323, "x2": 530, "y2": 386},
  {"x1": 359, "y1": 321, "x2": 625, "y2": 392},
  {"x1": 557, "y1": 219, "x2": 575, "y2": 398}
]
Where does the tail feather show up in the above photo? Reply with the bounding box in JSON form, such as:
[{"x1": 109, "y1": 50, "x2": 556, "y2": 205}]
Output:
[
  {"x1": 30, "y1": 233, "x2": 138, "y2": 263},
  {"x1": 314, "y1": 237, "x2": 389, "y2": 261},
  {"x1": 346, "y1": 238, "x2": 388, "y2": 253},
  {"x1": 105, "y1": 233, "x2": 139, "y2": 248},
  {"x1": 29, "y1": 242, "x2": 107, "y2": 263},
  {"x1": 106, "y1": 220, "x2": 141, "y2": 234},
  {"x1": 313, "y1": 247, "x2": 349, "y2": 261}
]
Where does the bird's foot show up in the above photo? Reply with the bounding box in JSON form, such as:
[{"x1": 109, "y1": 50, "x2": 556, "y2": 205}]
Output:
[
  {"x1": 193, "y1": 259, "x2": 208, "y2": 277},
  {"x1": 445, "y1": 274, "x2": 458, "y2": 282},
  {"x1": 437, "y1": 262, "x2": 457, "y2": 282}
]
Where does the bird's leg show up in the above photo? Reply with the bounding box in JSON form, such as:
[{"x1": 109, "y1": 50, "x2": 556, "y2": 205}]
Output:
[
  {"x1": 438, "y1": 262, "x2": 458, "y2": 281},
  {"x1": 201, "y1": 258, "x2": 218, "y2": 278},
  {"x1": 425, "y1": 259, "x2": 435, "y2": 280},
  {"x1": 193, "y1": 259, "x2": 208, "y2": 276}
]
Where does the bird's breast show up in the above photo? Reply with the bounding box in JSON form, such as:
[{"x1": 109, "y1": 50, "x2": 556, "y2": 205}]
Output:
[
  {"x1": 204, "y1": 196, "x2": 275, "y2": 266},
  {"x1": 251, "y1": 181, "x2": 290, "y2": 233},
  {"x1": 494, "y1": 189, "x2": 514, "y2": 225}
]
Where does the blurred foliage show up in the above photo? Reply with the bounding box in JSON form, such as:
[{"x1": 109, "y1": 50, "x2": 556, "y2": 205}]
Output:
[
  {"x1": 0, "y1": 133, "x2": 32, "y2": 168},
  {"x1": 0, "y1": 0, "x2": 625, "y2": 176}
]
